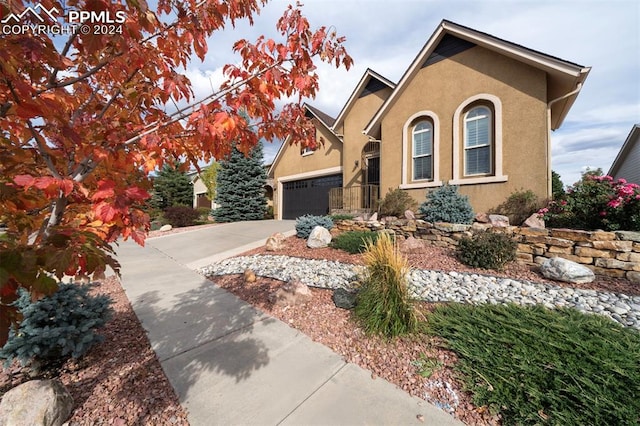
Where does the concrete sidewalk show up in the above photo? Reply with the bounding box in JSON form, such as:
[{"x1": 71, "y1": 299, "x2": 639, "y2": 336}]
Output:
[{"x1": 115, "y1": 220, "x2": 462, "y2": 425}]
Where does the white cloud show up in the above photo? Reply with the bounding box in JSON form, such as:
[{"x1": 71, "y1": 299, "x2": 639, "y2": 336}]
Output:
[{"x1": 182, "y1": 0, "x2": 640, "y2": 174}]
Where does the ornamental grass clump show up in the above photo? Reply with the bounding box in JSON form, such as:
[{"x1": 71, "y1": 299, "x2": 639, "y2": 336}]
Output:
[{"x1": 354, "y1": 232, "x2": 420, "y2": 337}]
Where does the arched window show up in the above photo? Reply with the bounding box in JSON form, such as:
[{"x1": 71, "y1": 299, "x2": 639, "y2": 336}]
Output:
[
  {"x1": 412, "y1": 120, "x2": 433, "y2": 180},
  {"x1": 463, "y1": 106, "x2": 492, "y2": 175}
]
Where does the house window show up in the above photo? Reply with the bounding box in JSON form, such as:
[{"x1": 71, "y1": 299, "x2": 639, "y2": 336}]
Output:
[
  {"x1": 450, "y1": 94, "x2": 507, "y2": 186},
  {"x1": 463, "y1": 106, "x2": 492, "y2": 175},
  {"x1": 301, "y1": 146, "x2": 315, "y2": 156},
  {"x1": 412, "y1": 120, "x2": 433, "y2": 180}
]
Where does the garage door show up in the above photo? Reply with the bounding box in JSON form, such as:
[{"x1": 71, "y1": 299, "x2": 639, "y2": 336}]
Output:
[{"x1": 282, "y1": 174, "x2": 343, "y2": 219}]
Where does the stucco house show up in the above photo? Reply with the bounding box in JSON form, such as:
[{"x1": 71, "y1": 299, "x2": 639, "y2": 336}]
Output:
[
  {"x1": 608, "y1": 124, "x2": 640, "y2": 185},
  {"x1": 268, "y1": 20, "x2": 590, "y2": 220}
]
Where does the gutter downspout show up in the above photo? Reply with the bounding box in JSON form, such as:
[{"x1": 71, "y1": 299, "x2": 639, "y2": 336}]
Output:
[{"x1": 546, "y1": 82, "x2": 583, "y2": 198}]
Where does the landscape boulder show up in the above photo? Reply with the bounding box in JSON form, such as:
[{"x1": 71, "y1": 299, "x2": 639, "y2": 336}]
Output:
[
  {"x1": 399, "y1": 236, "x2": 424, "y2": 253},
  {"x1": 488, "y1": 214, "x2": 510, "y2": 227},
  {"x1": 159, "y1": 224, "x2": 172, "y2": 232},
  {"x1": 404, "y1": 210, "x2": 416, "y2": 220},
  {"x1": 540, "y1": 257, "x2": 595, "y2": 284},
  {"x1": 368, "y1": 212, "x2": 378, "y2": 222},
  {"x1": 0, "y1": 379, "x2": 73, "y2": 426},
  {"x1": 307, "y1": 226, "x2": 332, "y2": 248},
  {"x1": 270, "y1": 279, "x2": 313, "y2": 307},
  {"x1": 523, "y1": 213, "x2": 545, "y2": 229},
  {"x1": 265, "y1": 232, "x2": 286, "y2": 251},
  {"x1": 475, "y1": 213, "x2": 489, "y2": 223},
  {"x1": 332, "y1": 288, "x2": 357, "y2": 310}
]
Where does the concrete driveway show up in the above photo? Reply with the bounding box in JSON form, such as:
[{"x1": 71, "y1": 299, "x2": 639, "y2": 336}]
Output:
[{"x1": 146, "y1": 219, "x2": 296, "y2": 269}]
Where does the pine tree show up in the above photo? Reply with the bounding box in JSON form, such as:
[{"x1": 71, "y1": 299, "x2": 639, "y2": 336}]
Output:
[
  {"x1": 150, "y1": 164, "x2": 193, "y2": 209},
  {"x1": 215, "y1": 142, "x2": 267, "y2": 222}
]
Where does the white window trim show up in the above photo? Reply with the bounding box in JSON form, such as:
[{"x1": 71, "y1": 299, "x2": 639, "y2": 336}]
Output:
[
  {"x1": 276, "y1": 166, "x2": 343, "y2": 220},
  {"x1": 463, "y1": 106, "x2": 492, "y2": 176},
  {"x1": 451, "y1": 94, "x2": 508, "y2": 186},
  {"x1": 400, "y1": 111, "x2": 442, "y2": 189}
]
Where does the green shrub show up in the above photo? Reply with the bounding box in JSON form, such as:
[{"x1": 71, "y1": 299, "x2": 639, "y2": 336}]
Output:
[
  {"x1": 0, "y1": 283, "x2": 112, "y2": 370},
  {"x1": 427, "y1": 303, "x2": 640, "y2": 425},
  {"x1": 163, "y1": 205, "x2": 200, "y2": 228},
  {"x1": 539, "y1": 169, "x2": 640, "y2": 231},
  {"x1": 418, "y1": 184, "x2": 474, "y2": 224},
  {"x1": 491, "y1": 189, "x2": 541, "y2": 226},
  {"x1": 458, "y1": 232, "x2": 516, "y2": 270},
  {"x1": 330, "y1": 231, "x2": 379, "y2": 254},
  {"x1": 295, "y1": 214, "x2": 334, "y2": 238},
  {"x1": 264, "y1": 205, "x2": 274, "y2": 219},
  {"x1": 378, "y1": 188, "x2": 418, "y2": 217},
  {"x1": 329, "y1": 213, "x2": 354, "y2": 221},
  {"x1": 354, "y1": 232, "x2": 420, "y2": 337}
]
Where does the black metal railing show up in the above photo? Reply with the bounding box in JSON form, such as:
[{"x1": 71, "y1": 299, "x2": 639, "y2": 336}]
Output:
[{"x1": 329, "y1": 185, "x2": 379, "y2": 212}]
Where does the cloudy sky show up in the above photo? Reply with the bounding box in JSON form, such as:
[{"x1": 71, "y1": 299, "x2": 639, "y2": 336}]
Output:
[{"x1": 187, "y1": 0, "x2": 639, "y2": 187}]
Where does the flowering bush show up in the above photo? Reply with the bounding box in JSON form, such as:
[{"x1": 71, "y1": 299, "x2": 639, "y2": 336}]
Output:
[{"x1": 538, "y1": 171, "x2": 640, "y2": 231}]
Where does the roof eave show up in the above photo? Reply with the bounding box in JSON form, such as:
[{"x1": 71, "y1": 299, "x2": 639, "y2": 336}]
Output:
[{"x1": 608, "y1": 124, "x2": 640, "y2": 176}]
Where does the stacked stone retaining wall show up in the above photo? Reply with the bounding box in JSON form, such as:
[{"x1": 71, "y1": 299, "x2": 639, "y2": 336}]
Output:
[{"x1": 334, "y1": 219, "x2": 640, "y2": 283}]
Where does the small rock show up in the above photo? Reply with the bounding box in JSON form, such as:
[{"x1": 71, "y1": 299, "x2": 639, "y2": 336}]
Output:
[
  {"x1": 368, "y1": 212, "x2": 378, "y2": 222},
  {"x1": 244, "y1": 269, "x2": 256, "y2": 283},
  {"x1": 159, "y1": 224, "x2": 172, "y2": 232},
  {"x1": 0, "y1": 379, "x2": 74, "y2": 426},
  {"x1": 307, "y1": 226, "x2": 332, "y2": 248},
  {"x1": 332, "y1": 288, "x2": 357, "y2": 309},
  {"x1": 265, "y1": 232, "x2": 286, "y2": 251},
  {"x1": 404, "y1": 210, "x2": 416, "y2": 220}
]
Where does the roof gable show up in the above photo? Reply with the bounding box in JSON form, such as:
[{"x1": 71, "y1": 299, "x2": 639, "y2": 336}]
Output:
[
  {"x1": 364, "y1": 19, "x2": 590, "y2": 137},
  {"x1": 332, "y1": 68, "x2": 395, "y2": 132},
  {"x1": 608, "y1": 124, "x2": 640, "y2": 177},
  {"x1": 267, "y1": 103, "x2": 338, "y2": 177}
]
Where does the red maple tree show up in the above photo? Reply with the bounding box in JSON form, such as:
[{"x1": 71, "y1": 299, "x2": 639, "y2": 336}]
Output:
[{"x1": 0, "y1": 0, "x2": 352, "y2": 343}]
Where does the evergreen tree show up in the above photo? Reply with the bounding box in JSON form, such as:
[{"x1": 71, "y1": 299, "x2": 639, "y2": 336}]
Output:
[
  {"x1": 215, "y1": 142, "x2": 267, "y2": 222},
  {"x1": 552, "y1": 170, "x2": 565, "y2": 200},
  {"x1": 150, "y1": 164, "x2": 193, "y2": 209}
]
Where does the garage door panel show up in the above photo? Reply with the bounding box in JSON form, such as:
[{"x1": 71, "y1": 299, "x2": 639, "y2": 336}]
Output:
[{"x1": 282, "y1": 174, "x2": 342, "y2": 219}]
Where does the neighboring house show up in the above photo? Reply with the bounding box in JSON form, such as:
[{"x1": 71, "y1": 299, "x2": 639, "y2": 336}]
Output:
[
  {"x1": 268, "y1": 19, "x2": 590, "y2": 220},
  {"x1": 190, "y1": 164, "x2": 275, "y2": 211},
  {"x1": 608, "y1": 124, "x2": 640, "y2": 185},
  {"x1": 188, "y1": 170, "x2": 215, "y2": 209}
]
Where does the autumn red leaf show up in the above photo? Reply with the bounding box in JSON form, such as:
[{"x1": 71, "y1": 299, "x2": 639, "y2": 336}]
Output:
[{"x1": 0, "y1": 0, "x2": 352, "y2": 344}]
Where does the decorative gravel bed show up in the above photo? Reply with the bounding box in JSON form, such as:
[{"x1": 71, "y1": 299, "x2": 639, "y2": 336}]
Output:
[{"x1": 203, "y1": 254, "x2": 640, "y2": 329}]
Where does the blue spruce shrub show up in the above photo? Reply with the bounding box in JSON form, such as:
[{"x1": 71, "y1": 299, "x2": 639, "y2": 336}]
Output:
[
  {"x1": 418, "y1": 184, "x2": 474, "y2": 224},
  {"x1": 295, "y1": 214, "x2": 334, "y2": 238},
  {"x1": 0, "y1": 282, "x2": 113, "y2": 369}
]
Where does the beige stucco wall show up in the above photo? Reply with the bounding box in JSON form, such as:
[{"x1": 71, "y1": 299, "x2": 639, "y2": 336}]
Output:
[
  {"x1": 380, "y1": 45, "x2": 549, "y2": 214},
  {"x1": 271, "y1": 125, "x2": 342, "y2": 218},
  {"x1": 341, "y1": 87, "x2": 393, "y2": 188}
]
